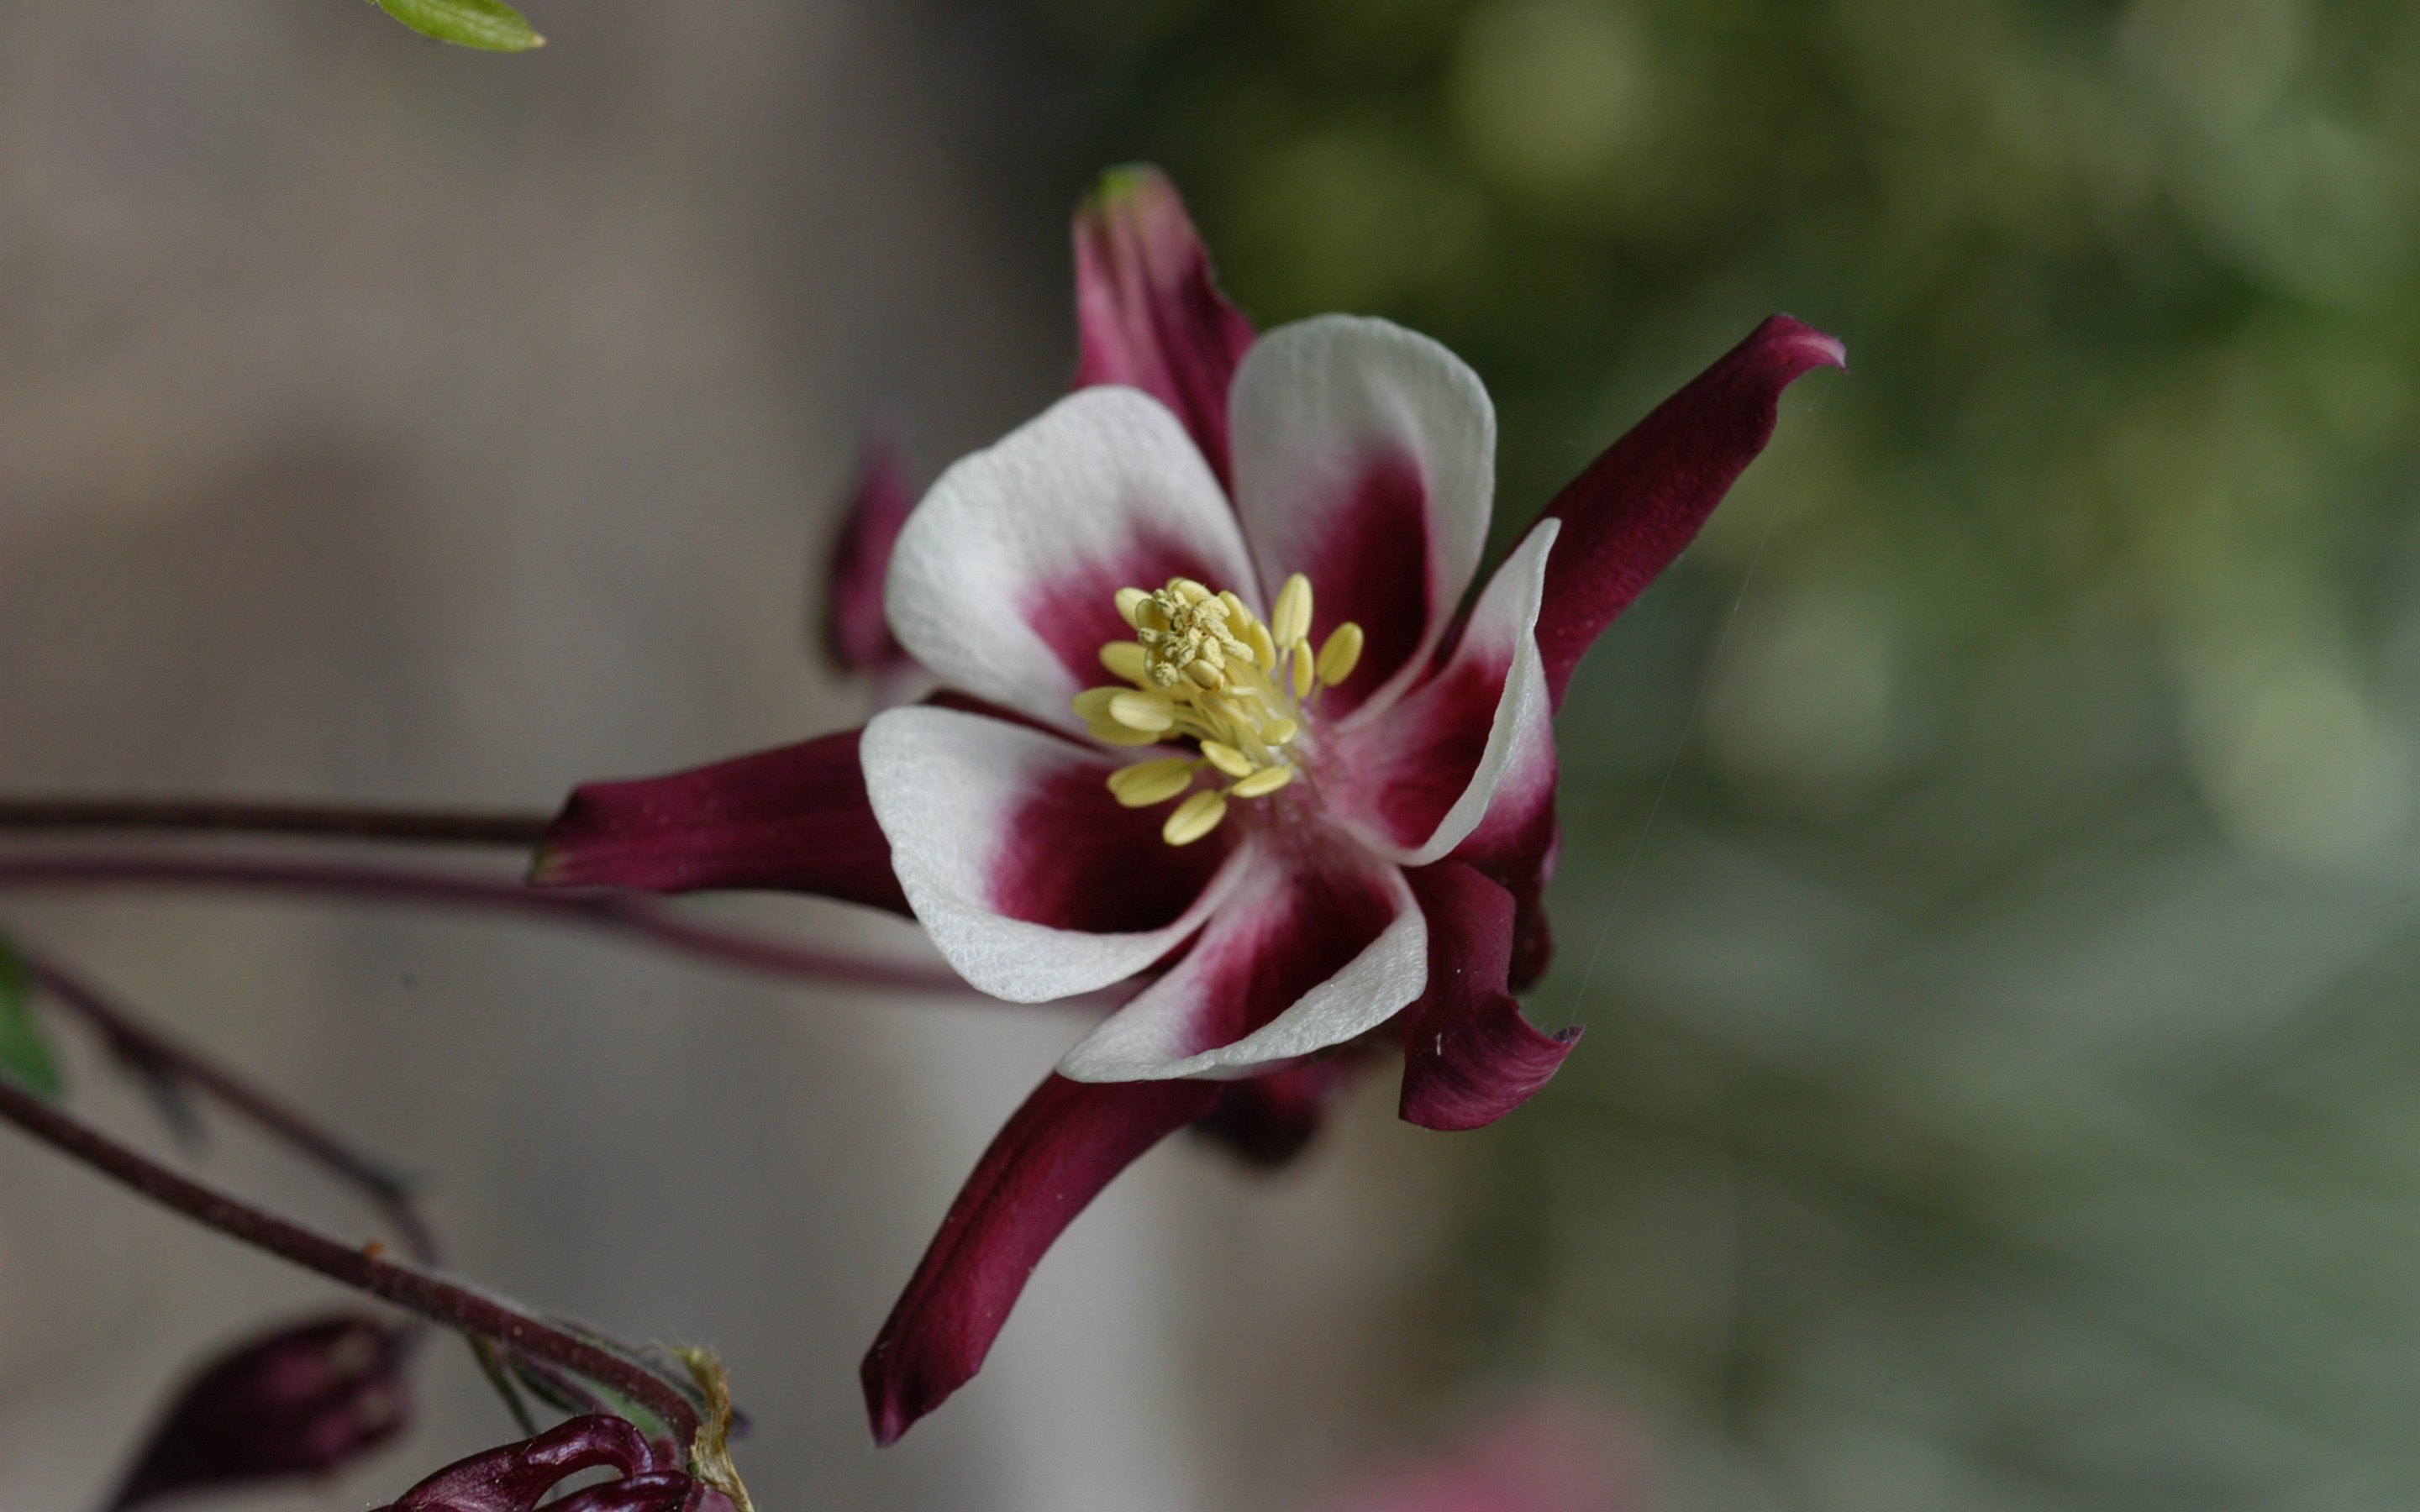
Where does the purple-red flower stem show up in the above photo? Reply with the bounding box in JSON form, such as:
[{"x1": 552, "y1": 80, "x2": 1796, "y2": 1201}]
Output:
[
  {"x1": 0, "y1": 798, "x2": 553, "y2": 848},
  {"x1": 20, "y1": 949, "x2": 441, "y2": 1264},
  {"x1": 0, "y1": 1074, "x2": 702, "y2": 1450},
  {"x1": 0, "y1": 852, "x2": 965, "y2": 994}
]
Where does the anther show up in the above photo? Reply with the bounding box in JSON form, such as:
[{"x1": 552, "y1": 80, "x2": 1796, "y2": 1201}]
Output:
[
  {"x1": 1271, "y1": 574, "x2": 1313, "y2": 648},
  {"x1": 1163, "y1": 790, "x2": 1227, "y2": 845},
  {"x1": 1108, "y1": 758, "x2": 1197, "y2": 808},
  {"x1": 1100, "y1": 641, "x2": 1150, "y2": 683},
  {"x1": 1316, "y1": 622, "x2": 1365, "y2": 686},
  {"x1": 1200, "y1": 741, "x2": 1253, "y2": 779},
  {"x1": 1087, "y1": 720, "x2": 1160, "y2": 747},
  {"x1": 1231, "y1": 765, "x2": 1293, "y2": 798},
  {"x1": 1249, "y1": 622, "x2": 1278, "y2": 671},
  {"x1": 1108, "y1": 690, "x2": 1176, "y2": 732},
  {"x1": 1092, "y1": 571, "x2": 1334, "y2": 843}
]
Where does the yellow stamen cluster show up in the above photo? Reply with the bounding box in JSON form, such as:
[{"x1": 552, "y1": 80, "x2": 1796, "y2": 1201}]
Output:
[{"x1": 1072, "y1": 572, "x2": 1365, "y2": 845}]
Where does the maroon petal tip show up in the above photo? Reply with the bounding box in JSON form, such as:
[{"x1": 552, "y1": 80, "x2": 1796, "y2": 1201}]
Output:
[
  {"x1": 1397, "y1": 864, "x2": 1582, "y2": 1132},
  {"x1": 1401, "y1": 1017, "x2": 1582, "y2": 1132},
  {"x1": 860, "y1": 1074, "x2": 1220, "y2": 1444},
  {"x1": 1532, "y1": 312, "x2": 1846, "y2": 708},
  {"x1": 1072, "y1": 164, "x2": 1255, "y2": 486},
  {"x1": 862, "y1": 1367, "x2": 912, "y2": 1448},
  {"x1": 1761, "y1": 313, "x2": 1848, "y2": 375}
]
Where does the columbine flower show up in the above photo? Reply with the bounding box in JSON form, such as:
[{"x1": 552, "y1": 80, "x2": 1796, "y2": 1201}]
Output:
[
  {"x1": 865, "y1": 307, "x2": 1566, "y2": 1087},
  {"x1": 536, "y1": 165, "x2": 1841, "y2": 1445}
]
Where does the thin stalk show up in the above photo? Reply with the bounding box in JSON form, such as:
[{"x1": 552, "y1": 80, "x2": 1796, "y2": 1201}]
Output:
[
  {"x1": 0, "y1": 1075, "x2": 701, "y2": 1448},
  {"x1": 0, "y1": 797, "x2": 550, "y2": 847},
  {"x1": 22, "y1": 950, "x2": 439, "y2": 1263},
  {"x1": 0, "y1": 852, "x2": 964, "y2": 993}
]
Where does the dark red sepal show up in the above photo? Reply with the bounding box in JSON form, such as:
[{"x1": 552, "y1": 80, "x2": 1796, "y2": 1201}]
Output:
[
  {"x1": 861, "y1": 1072, "x2": 1220, "y2": 1444},
  {"x1": 1529, "y1": 315, "x2": 1844, "y2": 709},
  {"x1": 1449, "y1": 790, "x2": 1560, "y2": 994},
  {"x1": 108, "y1": 1312, "x2": 409, "y2": 1510},
  {"x1": 534, "y1": 729, "x2": 909, "y2": 916},
  {"x1": 821, "y1": 437, "x2": 918, "y2": 680},
  {"x1": 1073, "y1": 165, "x2": 1257, "y2": 488},
  {"x1": 1398, "y1": 864, "x2": 1581, "y2": 1132}
]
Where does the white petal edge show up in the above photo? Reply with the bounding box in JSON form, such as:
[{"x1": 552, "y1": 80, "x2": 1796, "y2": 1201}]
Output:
[
  {"x1": 1332, "y1": 520, "x2": 1559, "y2": 867},
  {"x1": 1453, "y1": 643, "x2": 1558, "y2": 867},
  {"x1": 1056, "y1": 847, "x2": 1428, "y2": 1082},
  {"x1": 1228, "y1": 314, "x2": 1497, "y2": 722},
  {"x1": 885, "y1": 386, "x2": 1258, "y2": 731},
  {"x1": 862, "y1": 705, "x2": 1240, "y2": 1002}
]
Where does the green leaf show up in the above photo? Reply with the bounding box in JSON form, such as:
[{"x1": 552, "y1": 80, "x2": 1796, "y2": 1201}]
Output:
[
  {"x1": 0, "y1": 937, "x2": 60, "y2": 1098},
  {"x1": 371, "y1": 0, "x2": 544, "y2": 52}
]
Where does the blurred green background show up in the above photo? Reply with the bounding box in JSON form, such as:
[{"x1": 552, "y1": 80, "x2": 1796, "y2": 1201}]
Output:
[{"x1": 1012, "y1": 0, "x2": 2420, "y2": 1505}]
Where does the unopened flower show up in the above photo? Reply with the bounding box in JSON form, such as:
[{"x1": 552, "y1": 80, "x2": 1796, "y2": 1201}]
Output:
[
  {"x1": 108, "y1": 1312, "x2": 410, "y2": 1511},
  {"x1": 371, "y1": 1414, "x2": 712, "y2": 1512},
  {"x1": 538, "y1": 165, "x2": 1840, "y2": 1445},
  {"x1": 821, "y1": 436, "x2": 919, "y2": 687}
]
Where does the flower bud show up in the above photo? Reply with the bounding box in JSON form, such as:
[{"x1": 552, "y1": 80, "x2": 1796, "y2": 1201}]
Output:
[
  {"x1": 371, "y1": 1415, "x2": 696, "y2": 1512},
  {"x1": 108, "y1": 1313, "x2": 410, "y2": 1510},
  {"x1": 821, "y1": 438, "x2": 918, "y2": 680}
]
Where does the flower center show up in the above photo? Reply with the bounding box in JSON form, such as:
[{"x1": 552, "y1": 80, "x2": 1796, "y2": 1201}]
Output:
[{"x1": 1071, "y1": 572, "x2": 1364, "y2": 846}]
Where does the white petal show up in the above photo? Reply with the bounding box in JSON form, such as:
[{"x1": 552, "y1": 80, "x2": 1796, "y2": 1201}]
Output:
[
  {"x1": 1228, "y1": 315, "x2": 1496, "y2": 719},
  {"x1": 1056, "y1": 845, "x2": 1428, "y2": 1081},
  {"x1": 886, "y1": 386, "x2": 1259, "y2": 730},
  {"x1": 1324, "y1": 521, "x2": 1559, "y2": 865},
  {"x1": 862, "y1": 706, "x2": 1241, "y2": 1001}
]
